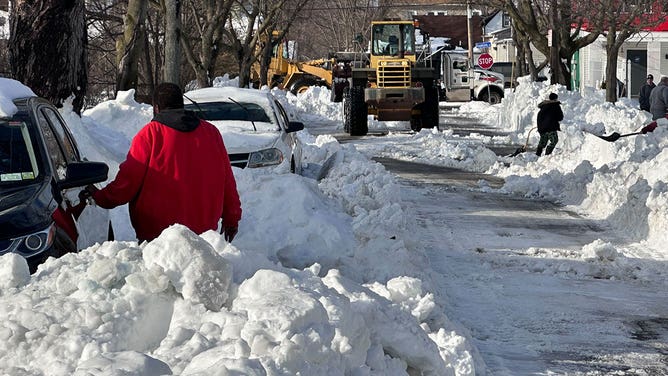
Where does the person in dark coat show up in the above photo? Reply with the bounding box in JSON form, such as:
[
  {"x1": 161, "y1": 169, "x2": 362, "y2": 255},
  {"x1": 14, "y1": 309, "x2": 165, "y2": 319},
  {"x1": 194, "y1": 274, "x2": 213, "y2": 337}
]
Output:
[
  {"x1": 649, "y1": 75, "x2": 668, "y2": 120},
  {"x1": 638, "y1": 74, "x2": 655, "y2": 112},
  {"x1": 535, "y1": 93, "x2": 564, "y2": 156}
]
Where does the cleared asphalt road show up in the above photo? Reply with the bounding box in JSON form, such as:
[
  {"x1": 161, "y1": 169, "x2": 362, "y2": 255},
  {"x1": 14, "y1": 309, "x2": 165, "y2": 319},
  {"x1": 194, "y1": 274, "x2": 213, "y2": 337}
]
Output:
[{"x1": 326, "y1": 108, "x2": 668, "y2": 375}]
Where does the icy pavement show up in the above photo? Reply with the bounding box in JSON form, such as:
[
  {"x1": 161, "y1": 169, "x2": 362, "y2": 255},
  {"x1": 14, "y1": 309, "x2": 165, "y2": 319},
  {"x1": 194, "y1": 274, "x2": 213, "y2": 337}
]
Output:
[{"x1": 398, "y1": 174, "x2": 668, "y2": 375}]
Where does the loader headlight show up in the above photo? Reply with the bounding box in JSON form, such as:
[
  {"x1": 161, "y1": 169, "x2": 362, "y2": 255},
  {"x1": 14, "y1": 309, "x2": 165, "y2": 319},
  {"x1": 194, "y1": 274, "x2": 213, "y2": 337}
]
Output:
[{"x1": 248, "y1": 148, "x2": 284, "y2": 168}]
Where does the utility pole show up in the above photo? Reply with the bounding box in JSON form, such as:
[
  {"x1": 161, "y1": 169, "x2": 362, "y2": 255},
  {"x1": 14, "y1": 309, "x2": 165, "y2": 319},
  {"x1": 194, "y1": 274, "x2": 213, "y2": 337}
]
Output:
[{"x1": 467, "y1": 0, "x2": 474, "y2": 100}]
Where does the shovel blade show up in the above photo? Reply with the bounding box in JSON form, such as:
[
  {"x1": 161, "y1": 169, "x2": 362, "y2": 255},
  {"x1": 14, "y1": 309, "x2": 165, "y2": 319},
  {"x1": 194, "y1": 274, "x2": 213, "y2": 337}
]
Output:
[{"x1": 599, "y1": 132, "x2": 621, "y2": 142}]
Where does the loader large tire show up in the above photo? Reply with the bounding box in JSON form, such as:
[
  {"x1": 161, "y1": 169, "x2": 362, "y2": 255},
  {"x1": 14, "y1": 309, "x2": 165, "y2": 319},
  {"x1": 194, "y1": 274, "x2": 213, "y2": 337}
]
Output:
[
  {"x1": 422, "y1": 86, "x2": 440, "y2": 129},
  {"x1": 290, "y1": 77, "x2": 318, "y2": 96},
  {"x1": 411, "y1": 86, "x2": 439, "y2": 131},
  {"x1": 343, "y1": 87, "x2": 351, "y2": 133},
  {"x1": 345, "y1": 86, "x2": 367, "y2": 136}
]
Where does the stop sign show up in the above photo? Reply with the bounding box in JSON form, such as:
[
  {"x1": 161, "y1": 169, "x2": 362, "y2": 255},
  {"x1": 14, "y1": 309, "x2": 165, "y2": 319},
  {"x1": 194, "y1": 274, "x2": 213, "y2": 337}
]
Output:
[{"x1": 477, "y1": 53, "x2": 494, "y2": 69}]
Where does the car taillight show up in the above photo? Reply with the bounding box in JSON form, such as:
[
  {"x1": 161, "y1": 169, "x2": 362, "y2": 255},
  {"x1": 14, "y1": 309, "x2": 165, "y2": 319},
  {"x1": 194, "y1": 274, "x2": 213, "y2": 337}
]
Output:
[{"x1": 481, "y1": 77, "x2": 499, "y2": 83}]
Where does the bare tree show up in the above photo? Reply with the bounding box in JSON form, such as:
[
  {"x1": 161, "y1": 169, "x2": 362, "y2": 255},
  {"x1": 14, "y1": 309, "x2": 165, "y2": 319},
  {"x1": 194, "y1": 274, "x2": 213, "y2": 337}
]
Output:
[
  {"x1": 86, "y1": 0, "x2": 125, "y2": 102},
  {"x1": 224, "y1": 0, "x2": 309, "y2": 88},
  {"x1": 301, "y1": 0, "x2": 392, "y2": 58},
  {"x1": 116, "y1": 0, "x2": 148, "y2": 91},
  {"x1": 9, "y1": 0, "x2": 88, "y2": 114},
  {"x1": 593, "y1": 1, "x2": 665, "y2": 102},
  {"x1": 179, "y1": 0, "x2": 234, "y2": 88},
  {"x1": 482, "y1": 0, "x2": 602, "y2": 90},
  {"x1": 162, "y1": 0, "x2": 181, "y2": 84}
]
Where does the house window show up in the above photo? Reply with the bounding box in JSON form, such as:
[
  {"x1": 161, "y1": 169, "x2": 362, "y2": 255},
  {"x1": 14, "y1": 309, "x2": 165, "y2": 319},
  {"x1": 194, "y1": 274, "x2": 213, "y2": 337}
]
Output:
[{"x1": 502, "y1": 13, "x2": 511, "y2": 28}]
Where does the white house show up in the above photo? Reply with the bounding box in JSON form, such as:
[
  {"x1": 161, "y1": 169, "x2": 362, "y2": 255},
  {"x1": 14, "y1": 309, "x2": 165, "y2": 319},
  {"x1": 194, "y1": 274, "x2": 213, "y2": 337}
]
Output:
[
  {"x1": 578, "y1": 25, "x2": 668, "y2": 97},
  {"x1": 483, "y1": 10, "x2": 668, "y2": 96}
]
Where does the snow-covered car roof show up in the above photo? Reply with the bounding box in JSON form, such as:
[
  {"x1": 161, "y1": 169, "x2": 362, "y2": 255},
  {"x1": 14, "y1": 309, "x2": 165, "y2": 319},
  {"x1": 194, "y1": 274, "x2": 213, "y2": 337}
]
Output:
[
  {"x1": 184, "y1": 86, "x2": 273, "y2": 105},
  {"x1": 183, "y1": 87, "x2": 280, "y2": 132},
  {"x1": 0, "y1": 78, "x2": 37, "y2": 118}
]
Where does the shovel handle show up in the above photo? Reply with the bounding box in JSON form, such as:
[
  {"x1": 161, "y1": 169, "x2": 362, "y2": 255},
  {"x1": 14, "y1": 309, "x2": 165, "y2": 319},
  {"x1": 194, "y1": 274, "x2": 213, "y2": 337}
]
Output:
[{"x1": 619, "y1": 132, "x2": 643, "y2": 138}]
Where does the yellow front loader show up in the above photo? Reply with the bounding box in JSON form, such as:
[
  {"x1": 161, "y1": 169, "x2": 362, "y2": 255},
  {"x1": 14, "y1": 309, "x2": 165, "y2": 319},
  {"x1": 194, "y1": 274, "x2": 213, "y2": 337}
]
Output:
[
  {"x1": 251, "y1": 32, "x2": 353, "y2": 102},
  {"x1": 343, "y1": 20, "x2": 440, "y2": 136}
]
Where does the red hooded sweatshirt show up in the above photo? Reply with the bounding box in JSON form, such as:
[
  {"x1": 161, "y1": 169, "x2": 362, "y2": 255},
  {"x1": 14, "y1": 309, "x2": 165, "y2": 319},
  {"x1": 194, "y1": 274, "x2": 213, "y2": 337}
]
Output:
[{"x1": 93, "y1": 109, "x2": 242, "y2": 241}]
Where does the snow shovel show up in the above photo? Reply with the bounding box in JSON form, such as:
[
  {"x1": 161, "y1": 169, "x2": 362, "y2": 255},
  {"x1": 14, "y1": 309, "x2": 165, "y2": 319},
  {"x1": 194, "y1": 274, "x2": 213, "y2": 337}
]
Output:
[
  {"x1": 594, "y1": 131, "x2": 643, "y2": 142},
  {"x1": 507, "y1": 127, "x2": 537, "y2": 157}
]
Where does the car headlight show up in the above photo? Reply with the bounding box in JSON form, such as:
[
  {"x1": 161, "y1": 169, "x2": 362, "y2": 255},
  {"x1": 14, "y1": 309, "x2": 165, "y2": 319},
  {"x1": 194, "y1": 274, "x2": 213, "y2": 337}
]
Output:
[
  {"x1": 6, "y1": 223, "x2": 56, "y2": 258},
  {"x1": 247, "y1": 148, "x2": 284, "y2": 168}
]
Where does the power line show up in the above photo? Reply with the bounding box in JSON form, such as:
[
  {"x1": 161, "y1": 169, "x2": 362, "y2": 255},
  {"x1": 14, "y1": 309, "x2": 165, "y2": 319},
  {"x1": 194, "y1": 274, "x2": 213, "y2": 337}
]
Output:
[{"x1": 301, "y1": 3, "x2": 468, "y2": 12}]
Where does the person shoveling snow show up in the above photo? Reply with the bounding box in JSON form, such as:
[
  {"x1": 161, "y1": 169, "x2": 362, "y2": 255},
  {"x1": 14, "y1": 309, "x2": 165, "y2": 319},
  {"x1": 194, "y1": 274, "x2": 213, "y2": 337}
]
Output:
[{"x1": 535, "y1": 93, "x2": 564, "y2": 157}]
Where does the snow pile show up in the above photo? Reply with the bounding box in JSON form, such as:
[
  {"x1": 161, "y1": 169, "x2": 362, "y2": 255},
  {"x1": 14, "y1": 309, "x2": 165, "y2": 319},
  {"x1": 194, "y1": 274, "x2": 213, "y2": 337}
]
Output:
[
  {"x1": 355, "y1": 128, "x2": 499, "y2": 173},
  {"x1": 276, "y1": 85, "x2": 342, "y2": 127}
]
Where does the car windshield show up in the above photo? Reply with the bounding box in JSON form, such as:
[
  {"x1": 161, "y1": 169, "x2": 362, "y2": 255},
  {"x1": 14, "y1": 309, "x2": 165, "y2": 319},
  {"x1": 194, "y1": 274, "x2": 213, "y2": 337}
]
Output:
[
  {"x1": 185, "y1": 101, "x2": 278, "y2": 132},
  {"x1": 0, "y1": 119, "x2": 40, "y2": 185}
]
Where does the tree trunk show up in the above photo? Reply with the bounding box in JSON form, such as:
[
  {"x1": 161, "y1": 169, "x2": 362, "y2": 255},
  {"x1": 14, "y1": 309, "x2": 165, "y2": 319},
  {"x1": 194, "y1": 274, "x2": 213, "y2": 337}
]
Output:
[
  {"x1": 142, "y1": 29, "x2": 155, "y2": 99},
  {"x1": 512, "y1": 31, "x2": 526, "y2": 78},
  {"x1": 116, "y1": 0, "x2": 147, "y2": 92},
  {"x1": 163, "y1": 0, "x2": 181, "y2": 84},
  {"x1": 605, "y1": 41, "x2": 621, "y2": 103},
  {"x1": 9, "y1": 0, "x2": 87, "y2": 114},
  {"x1": 259, "y1": 36, "x2": 275, "y2": 88},
  {"x1": 238, "y1": 53, "x2": 253, "y2": 89}
]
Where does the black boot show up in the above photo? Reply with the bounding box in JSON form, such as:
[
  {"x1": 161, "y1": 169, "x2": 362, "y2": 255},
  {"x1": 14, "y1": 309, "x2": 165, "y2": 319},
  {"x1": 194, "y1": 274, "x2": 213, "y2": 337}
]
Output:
[
  {"x1": 545, "y1": 146, "x2": 554, "y2": 155},
  {"x1": 535, "y1": 147, "x2": 543, "y2": 156}
]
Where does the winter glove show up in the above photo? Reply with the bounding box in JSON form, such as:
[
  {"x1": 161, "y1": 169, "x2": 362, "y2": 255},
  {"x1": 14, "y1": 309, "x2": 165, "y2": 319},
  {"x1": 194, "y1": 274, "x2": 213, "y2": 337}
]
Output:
[
  {"x1": 222, "y1": 226, "x2": 238, "y2": 242},
  {"x1": 641, "y1": 121, "x2": 657, "y2": 134},
  {"x1": 79, "y1": 184, "x2": 98, "y2": 201}
]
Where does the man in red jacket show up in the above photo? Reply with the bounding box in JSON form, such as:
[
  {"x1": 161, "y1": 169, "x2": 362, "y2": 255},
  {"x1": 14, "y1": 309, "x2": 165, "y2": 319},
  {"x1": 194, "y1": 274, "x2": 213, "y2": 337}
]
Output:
[{"x1": 82, "y1": 83, "x2": 242, "y2": 242}]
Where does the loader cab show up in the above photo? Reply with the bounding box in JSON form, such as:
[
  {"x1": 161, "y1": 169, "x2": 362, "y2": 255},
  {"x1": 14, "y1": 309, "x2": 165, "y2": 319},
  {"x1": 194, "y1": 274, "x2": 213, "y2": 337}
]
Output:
[
  {"x1": 370, "y1": 21, "x2": 416, "y2": 67},
  {"x1": 268, "y1": 31, "x2": 297, "y2": 75}
]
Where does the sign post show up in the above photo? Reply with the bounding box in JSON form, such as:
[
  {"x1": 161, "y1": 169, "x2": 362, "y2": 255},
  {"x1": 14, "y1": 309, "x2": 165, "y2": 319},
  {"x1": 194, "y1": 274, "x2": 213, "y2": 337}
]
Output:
[{"x1": 477, "y1": 53, "x2": 494, "y2": 70}]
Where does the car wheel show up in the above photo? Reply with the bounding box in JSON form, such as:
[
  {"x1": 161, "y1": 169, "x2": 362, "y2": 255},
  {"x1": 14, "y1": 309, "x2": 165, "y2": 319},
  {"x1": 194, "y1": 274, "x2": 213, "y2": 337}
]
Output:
[{"x1": 480, "y1": 90, "x2": 502, "y2": 105}]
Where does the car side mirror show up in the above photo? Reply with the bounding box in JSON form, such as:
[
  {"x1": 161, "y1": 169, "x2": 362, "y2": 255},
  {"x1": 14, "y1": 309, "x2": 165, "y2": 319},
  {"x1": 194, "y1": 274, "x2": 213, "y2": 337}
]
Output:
[
  {"x1": 286, "y1": 121, "x2": 304, "y2": 133},
  {"x1": 58, "y1": 161, "x2": 109, "y2": 189}
]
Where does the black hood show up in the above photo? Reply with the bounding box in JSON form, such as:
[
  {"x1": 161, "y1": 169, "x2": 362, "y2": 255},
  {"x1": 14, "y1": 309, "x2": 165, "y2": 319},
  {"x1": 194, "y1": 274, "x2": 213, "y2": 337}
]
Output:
[
  {"x1": 538, "y1": 99, "x2": 560, "y2": 108},
  {"x1": 152, "y1": 109, "x2": 201, "y2": 132}
]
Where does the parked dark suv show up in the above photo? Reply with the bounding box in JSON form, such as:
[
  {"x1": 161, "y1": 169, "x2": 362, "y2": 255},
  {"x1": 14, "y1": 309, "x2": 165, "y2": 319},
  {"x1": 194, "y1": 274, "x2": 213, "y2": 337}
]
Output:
[{"x1": 1, "y1": 95, "x2": 111, "y2": 273}]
